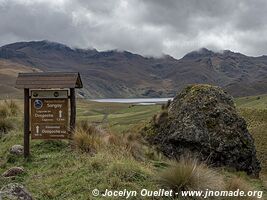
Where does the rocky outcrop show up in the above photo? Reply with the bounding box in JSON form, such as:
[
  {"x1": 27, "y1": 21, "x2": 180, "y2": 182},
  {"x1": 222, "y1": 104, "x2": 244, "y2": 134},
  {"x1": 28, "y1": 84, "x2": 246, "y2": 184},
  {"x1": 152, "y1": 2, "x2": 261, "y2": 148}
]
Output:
[{"x1": 143, "y1": 84, "x2": 261, "y2": 176}]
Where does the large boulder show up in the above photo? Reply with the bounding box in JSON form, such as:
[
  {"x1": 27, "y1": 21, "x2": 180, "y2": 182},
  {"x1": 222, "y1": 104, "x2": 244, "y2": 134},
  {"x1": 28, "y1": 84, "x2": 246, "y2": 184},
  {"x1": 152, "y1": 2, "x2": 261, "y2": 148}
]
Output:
[{"x1": 143, "y1": 84, "x2": 261, "y2": 176}]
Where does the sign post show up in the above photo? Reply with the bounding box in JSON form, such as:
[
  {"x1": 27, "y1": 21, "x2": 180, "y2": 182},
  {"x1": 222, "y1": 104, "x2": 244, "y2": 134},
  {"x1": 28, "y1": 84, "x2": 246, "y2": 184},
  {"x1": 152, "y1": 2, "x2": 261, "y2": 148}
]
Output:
[
  {"x1": 70, "y1": 88, "x2": 76, "y2": 135},
  {"x1": 24, "y1": 89, "x2": 30, "y2": 158},
  {"x1": 15, "y1": 72, "x2": 83, "y2": 158}
]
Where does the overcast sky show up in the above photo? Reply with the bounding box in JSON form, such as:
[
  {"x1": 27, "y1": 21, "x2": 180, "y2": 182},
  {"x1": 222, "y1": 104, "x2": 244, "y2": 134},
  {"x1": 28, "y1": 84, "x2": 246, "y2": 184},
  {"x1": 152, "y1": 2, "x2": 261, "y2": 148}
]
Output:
[{"x1": 0, "y1": 0, "x2": 267, "y2": 58}]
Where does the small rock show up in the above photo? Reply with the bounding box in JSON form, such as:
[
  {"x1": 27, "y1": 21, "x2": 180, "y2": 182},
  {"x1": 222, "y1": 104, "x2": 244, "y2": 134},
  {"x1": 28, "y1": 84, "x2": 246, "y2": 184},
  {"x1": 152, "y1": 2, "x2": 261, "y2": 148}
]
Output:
[
  {"x1": 10, "y1": 145, "x2": 24, "y2": 155},
  {"x1": 2, "y1": 167, "x2": 24, "y2": 177},
  {"x1": 0, "y1": 183, "x2": 33, "y2": 200}
]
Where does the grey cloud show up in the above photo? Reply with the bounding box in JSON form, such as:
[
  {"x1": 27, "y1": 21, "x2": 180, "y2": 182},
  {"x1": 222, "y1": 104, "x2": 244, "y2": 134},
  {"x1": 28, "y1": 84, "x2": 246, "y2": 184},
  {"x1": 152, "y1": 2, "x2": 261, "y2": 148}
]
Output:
[{"x1": 0, "y1": 0, "x2": 267, "y2": 58}]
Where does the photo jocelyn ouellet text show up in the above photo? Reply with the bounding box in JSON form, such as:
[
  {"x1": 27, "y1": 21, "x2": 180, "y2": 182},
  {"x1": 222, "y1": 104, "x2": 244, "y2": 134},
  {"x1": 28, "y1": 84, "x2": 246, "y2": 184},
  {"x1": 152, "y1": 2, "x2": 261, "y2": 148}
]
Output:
[{"x1": 91, "y1": 188, "x2": 263, "y2": 199}]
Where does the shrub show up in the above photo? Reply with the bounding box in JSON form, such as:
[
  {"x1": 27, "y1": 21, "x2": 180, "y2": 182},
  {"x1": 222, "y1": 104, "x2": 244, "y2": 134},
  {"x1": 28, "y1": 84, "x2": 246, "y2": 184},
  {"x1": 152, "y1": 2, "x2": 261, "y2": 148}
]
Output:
[
  {"x1": 224, "y1": 177, "x2": 258, "y2": 200},
  {"x1": 107, "y1": 161, "x2": 148, "y2": 182},
  {"x1": 158, "y1": 157, "x2": 224, "y2": 193},
  {"x1": 225, "y1": 177, "x2": 250, "y2": 191},
  {"x1": 0, "y1": 100, "x2": 20, "y2": 118},
  {"x1": 101, "y1": 131, "x2": 159, "y2": 162},
  {"x1": 120, "y1": 132, "x2": 145, "y2": 161},
  {"x1": 0, "y1": 100, "x2": 19, "y2": 137},
  {"x1": 4, "y1": 100, "x2": 20, "y2": 116},
  {"x1": 152, "y1": 111, "x2": 168, "y2": 126},
  {"x1": 73, "y1": 126, "x2": 103, "y2": 154},
  {"x1": 76, "y1": 120, "x2": 96, "y2": 133},
  {"x1": 74, "y1": 120, "x2": 161, "y2": 162},
  {"x1": 0, "y1": 118, "x2": 15, "y2": 137},
  {"x1": 161, "y1": 99, "x2": 171, "y2": 110},
  {"x1": 0, "y1": 105, "x2": 9, "y2": 118}
]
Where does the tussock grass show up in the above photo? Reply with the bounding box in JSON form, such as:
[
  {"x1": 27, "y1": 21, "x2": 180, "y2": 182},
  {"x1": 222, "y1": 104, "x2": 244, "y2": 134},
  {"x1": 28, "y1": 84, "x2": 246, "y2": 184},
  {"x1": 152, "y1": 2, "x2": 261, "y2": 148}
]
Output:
[
  {"x1": 4, "y1": 100, "x2": 20, "y2": 117},
  {"x1": 159, "y1": 157, "x2": 224, "y2": 193},
  {"x1": 73, "y1": 123, "x2": 104, "y2": 154},
  {"x1": 238, "y1": 108, "x2": 267, "y2": 175},
  {"x1": 152, "y1": 111, "x2": 168, "y2": 127},
  {"x1": 0, "y1": 106, "x2": 9, "y2": 118},
  {"x1": 225, "y1": 177, "x2": 251, "y2": 192},
  {"x1": 120, "y1": 132, "x2": 163, "y2": 161},
  {"x1": 0, "y1": 118, "x2": 15, "y2": 135},
  {"x1": 74, "y1": 120, "x2": 161, "y2": 162},
  {"x1": 0, "y1": 100, "x2": 20, "y2": 137},
  {"x1": 224, "y1": 177, "x2": 258, "y2": 200},
  {"x1": 0, "y1": 100, "x2": 20, "y2": 118}
]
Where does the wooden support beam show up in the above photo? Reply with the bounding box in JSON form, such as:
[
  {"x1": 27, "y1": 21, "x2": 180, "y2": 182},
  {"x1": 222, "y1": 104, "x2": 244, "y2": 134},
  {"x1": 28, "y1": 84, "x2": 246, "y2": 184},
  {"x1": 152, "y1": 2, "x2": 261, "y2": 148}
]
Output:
[
  {"x1": 24, "y1": 88, "x2": 30, "y2": 158},
  {"x1": 70, "y1": 88, "x2": 76, "y2": 135}
]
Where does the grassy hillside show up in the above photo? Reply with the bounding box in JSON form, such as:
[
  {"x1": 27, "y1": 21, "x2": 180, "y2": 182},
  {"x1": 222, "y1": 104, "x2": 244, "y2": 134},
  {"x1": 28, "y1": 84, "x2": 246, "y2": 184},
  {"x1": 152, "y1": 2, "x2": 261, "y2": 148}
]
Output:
[
  {"x1": 77, "y1": 100, "x2": 161, "y2": 133},
  {"x1": 0, "y1": 97, "x2": 266, "y2": 199},
  {"x1": 236, "y1": 95, "x2": 267, "y2": 186},
  {"x1": 0, "y1": 59, "x2": 41, "y2": 98},
  {"x1": 235, "y1": 94, "x2": 267, "y2": 109}
]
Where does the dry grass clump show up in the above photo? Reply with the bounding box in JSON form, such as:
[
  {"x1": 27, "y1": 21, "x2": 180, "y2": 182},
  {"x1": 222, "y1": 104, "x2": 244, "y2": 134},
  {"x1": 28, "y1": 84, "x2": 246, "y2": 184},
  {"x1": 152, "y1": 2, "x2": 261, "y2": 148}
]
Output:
[
  {"x1": 0, "y1": 100, "x2": 20, "y2": 118},
  {"x1": 73, "y1": 122, "x2": 106, "y2": 154},
  {"x1": 103, "y1": 130, "x2": 162, "y2": 161},
  {"x1": 152, "y1": 111, "x2": 168, "y2": 127},
  {"x1": 119, "y1": 132, "x2": 145, "y2": 160},
  {"x1": 74, "y1": 120, "x2": 160, "y2": 161},
  {"x1": 0, "y1": 100, "x2": 19, "y2": 137},
  {"x1": 225, "y1": 177, "x2": 251, "y2": 191},
  {"x1": 4, "y1": 100, "x2": 20, "y2": 117},
  {"x1": 159, "y1": 157, "x2": 224, "y2": 193},
  {"x1": 0, "y1": 118, "x2": 15, "y2": 136},
  {"x1": 224, "y1": 177, "x2": 259, "y2": 200},
  {"x1": 161, "y1": 99, "x2": 171, "y2": 110},
  {"x1": 0, "y1": 105, "x2": 9, "y2": 118}
]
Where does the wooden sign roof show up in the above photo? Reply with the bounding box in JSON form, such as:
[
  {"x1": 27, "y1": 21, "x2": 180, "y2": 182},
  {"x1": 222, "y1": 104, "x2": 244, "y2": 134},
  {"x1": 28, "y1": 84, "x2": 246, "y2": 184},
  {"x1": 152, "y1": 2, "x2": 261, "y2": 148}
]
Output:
[{"x1": 15, "y1": 72, "x2": 83, "y2": 89}]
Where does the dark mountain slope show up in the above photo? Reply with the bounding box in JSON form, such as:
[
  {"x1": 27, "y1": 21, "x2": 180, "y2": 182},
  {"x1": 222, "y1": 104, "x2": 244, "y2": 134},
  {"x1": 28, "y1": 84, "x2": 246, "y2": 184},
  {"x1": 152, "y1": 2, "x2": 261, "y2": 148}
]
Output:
[
  {"x1": 0, "y1": 41, "x2": 266, "y2": 98},
  {"x1": 168, "y1": 48, "x2": 267, "y2": 96}
]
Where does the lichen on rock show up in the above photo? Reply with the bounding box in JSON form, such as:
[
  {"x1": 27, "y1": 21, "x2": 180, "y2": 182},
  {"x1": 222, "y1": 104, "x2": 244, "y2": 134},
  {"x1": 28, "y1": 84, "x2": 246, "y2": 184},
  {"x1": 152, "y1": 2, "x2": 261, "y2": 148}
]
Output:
[{"x1": 143, "y1": 84, "x2": 261, "y2": 177}]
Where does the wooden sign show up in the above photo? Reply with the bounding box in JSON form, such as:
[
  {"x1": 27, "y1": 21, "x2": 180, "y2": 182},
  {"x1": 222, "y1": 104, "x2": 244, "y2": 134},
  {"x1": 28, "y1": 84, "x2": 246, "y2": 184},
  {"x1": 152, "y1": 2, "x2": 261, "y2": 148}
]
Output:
[
  {"x1": 31, "y1": 93, "x2": 69, "y2": 139},
  {"x1": 15, "y1": 72, "x2": 83, "y2": 158}
]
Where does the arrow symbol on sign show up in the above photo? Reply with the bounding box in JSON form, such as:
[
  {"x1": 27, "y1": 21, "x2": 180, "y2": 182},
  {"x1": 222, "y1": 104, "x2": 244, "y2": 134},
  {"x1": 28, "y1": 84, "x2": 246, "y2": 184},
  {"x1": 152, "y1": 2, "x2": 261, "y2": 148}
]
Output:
[
  {"x1": 36, "y1": 125, "x2": 39, "y2": 134},
  {"x1": 59, "y1": 110, "x2": 62, "y2": 118}
]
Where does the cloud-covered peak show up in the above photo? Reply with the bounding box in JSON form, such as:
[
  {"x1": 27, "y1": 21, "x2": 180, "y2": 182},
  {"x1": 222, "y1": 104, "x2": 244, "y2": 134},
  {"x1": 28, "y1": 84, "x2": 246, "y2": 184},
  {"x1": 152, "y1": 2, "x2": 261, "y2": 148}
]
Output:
[
  {"x1": 182, "y1": 48, "x2": 215, "y2": 59},
  {"x1": 0, "y1": 0, "x2": 267, "y2": 58}
]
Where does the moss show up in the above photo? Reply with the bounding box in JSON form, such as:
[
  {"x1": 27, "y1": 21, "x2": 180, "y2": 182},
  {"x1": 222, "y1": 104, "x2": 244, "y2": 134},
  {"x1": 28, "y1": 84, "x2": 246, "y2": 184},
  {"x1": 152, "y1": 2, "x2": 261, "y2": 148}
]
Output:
[{"x1": 206, "y1": 119, "x2": 217, "y2": 129}]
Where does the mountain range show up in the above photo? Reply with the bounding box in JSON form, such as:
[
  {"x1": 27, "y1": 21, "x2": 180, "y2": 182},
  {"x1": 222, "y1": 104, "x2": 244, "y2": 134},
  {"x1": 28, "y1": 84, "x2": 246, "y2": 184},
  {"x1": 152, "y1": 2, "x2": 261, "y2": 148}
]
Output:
[{"x1": 0, "y1": 40, "x2": 266, "y2": 98}]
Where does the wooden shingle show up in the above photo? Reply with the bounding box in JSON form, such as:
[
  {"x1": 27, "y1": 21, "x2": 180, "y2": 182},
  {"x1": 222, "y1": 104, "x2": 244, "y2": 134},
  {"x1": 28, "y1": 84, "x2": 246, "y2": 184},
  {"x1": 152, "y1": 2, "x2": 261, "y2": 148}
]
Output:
[{"x1": 15, "y1": 72, "x2": 83, "y2": 89}]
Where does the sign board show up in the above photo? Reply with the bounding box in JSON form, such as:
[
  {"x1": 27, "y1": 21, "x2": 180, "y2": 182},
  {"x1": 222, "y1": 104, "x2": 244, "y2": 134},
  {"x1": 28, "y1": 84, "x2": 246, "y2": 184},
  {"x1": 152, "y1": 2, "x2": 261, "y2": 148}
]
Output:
[
  {"x1": 30, "y1": 90, "x2": 69, "y2": 139},
  {"x1": 15, "y1": 72, "x2": 83, "y2": 158}
]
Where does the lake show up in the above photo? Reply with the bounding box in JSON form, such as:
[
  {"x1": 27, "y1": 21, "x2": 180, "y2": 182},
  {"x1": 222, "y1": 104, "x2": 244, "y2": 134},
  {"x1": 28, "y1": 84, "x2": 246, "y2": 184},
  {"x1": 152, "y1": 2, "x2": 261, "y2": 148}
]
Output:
[{"x1": 90, "y1": 98, "x2": 173, "y2": 105}]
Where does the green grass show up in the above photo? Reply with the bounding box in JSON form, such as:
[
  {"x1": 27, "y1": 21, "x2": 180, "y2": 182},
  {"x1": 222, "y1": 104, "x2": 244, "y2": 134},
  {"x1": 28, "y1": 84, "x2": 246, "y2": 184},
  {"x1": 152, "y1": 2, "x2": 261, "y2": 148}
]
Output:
[
  {"x1": 235, "y1": 95, "x2": 267, "y2": 176},
  {"x1": 0, "y1": 96, "x2": 266, "y2": 199},
  {"x1": 235, "y1": 95, "x2": 267, "y2": 190},
  {"x1": 0, "y1": 100, "x2": 163, "y2": 199},
  {"x1": 77, "y1": 100, "x2": 161, "y2": 133},
  {"x1": 0, "y1": 133, "x2": 157, "y2": 199}
]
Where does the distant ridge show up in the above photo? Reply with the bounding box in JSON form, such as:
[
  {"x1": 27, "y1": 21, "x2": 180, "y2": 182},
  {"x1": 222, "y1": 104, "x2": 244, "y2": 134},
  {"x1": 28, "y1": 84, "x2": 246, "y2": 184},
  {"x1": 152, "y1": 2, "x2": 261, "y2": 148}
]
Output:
[{"x1": 0, "y1": 40, "x2": 266, "y2": 98}]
